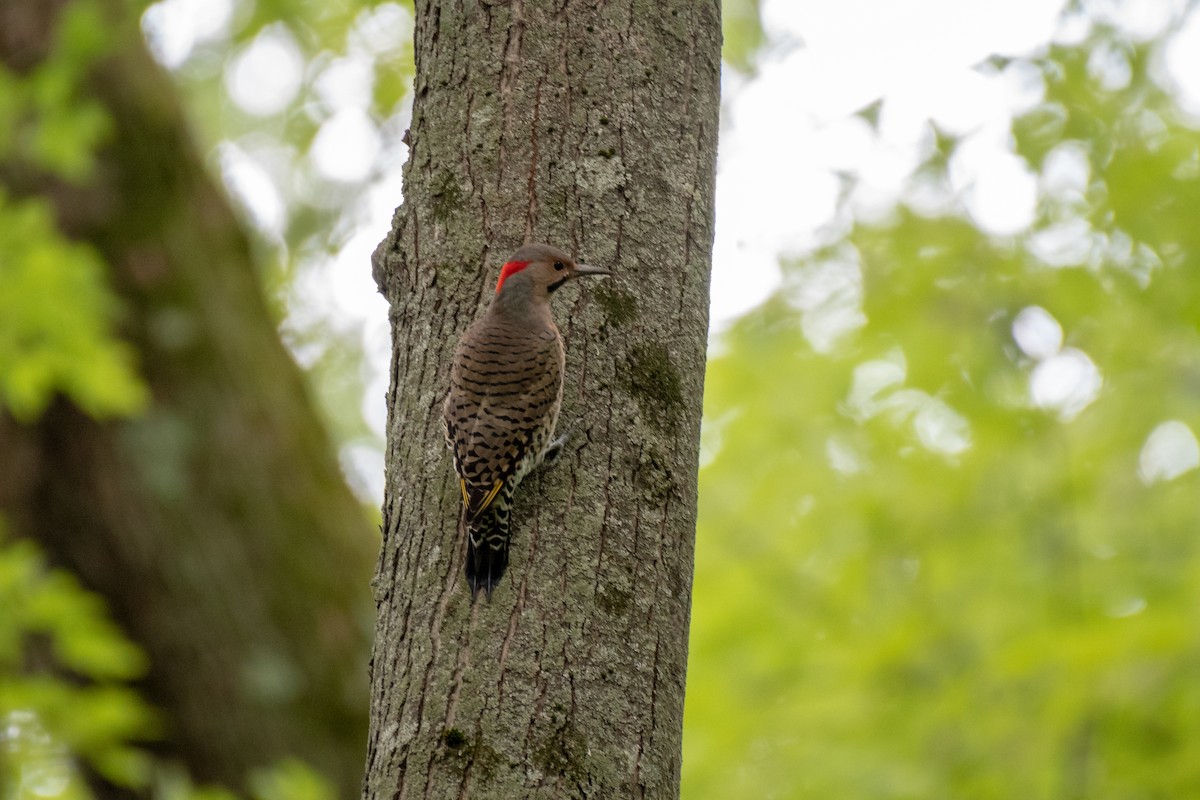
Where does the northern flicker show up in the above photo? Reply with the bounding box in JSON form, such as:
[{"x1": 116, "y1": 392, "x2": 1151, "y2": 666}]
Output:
[{"x1": 444, "y1": 243, "x2": 610, "y2": 599}]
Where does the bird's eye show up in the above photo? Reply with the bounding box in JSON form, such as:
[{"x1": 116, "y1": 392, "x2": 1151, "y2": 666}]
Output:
[{"x1": 553, "y1": 261, "x2": 565, "y2": 271}]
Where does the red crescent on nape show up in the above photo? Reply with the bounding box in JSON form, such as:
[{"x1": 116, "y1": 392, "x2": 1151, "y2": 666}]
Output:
[{"x1": 495, "y1": 260, "x2": 531, "y2": 293}]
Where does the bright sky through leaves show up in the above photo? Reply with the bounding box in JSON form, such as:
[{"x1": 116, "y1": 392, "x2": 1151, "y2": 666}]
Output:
[{"x1": 686, "y1": 1, "x2": 1200, "y2": 794}]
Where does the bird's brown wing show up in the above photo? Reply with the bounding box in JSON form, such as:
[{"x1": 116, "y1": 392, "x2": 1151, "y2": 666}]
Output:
[{"x1": 443, "y1": 318, "x2": 562, "y2": 523}]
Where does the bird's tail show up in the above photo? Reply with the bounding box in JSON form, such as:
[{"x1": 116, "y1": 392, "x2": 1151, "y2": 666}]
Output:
[{"x1": 466, "y1": 505, "x2": 511, "y2": 600}]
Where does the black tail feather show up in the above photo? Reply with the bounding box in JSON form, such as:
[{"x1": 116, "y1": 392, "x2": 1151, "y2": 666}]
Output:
[{"x1": 466, "y1": 509, "x2": 510, "y2": 600}]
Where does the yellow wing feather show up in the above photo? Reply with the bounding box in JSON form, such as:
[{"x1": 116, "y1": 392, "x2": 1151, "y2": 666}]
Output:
[
  {"x1": 461, "y1": 479, "x2": 504, "y2": 515},
  {"x1": 479, "y1": 480, "x2": 504, "y2": 512}
]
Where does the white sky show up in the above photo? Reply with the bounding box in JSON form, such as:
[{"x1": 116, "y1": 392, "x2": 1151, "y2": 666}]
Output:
[
  {"x1": 143, "y1": 0, "x2": 1200, "y2": 498},
  {"x1": 710, "y1": 0, "x2": 1068, "y2": 323}
]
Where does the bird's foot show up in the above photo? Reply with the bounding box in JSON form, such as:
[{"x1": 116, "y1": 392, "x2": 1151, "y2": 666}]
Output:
[{"x1": 540, "y1": 430, "x2": 572, "y2": 468}]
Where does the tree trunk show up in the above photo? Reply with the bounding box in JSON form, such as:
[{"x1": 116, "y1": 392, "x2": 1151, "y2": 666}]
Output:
[
  {"x1": 366, "y1": 1, "x2": 719, "y2": 798},
  {"x1": 0, "y1": 1, "x2": 374, "y2": 795}
]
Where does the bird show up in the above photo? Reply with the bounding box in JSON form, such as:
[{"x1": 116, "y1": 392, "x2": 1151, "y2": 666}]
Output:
[{"x1": 443, "y1": 243, "x2": 611, "y2": 600}]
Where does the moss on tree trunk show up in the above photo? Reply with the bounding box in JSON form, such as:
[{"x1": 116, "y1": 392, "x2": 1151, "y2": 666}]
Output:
[{"x1": 366, "y1": 1, "x2": 720, "y2": 797}]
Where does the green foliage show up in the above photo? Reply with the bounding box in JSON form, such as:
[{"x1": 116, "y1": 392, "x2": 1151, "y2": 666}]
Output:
[
  {"x1": 684, "y1": 15, "x2": 1200, "y2": 800},
  {"x1": 246, "y1": 759, "x2": 335, "y2": 800},
  {"x1": 0, "y1": 0, "x2": 147, "y2": 422},
  {"x1": 0, "y1": 527, "x2": 338, "y2": 800},
  {"x1": 0, "y1": 529, "x2": 156, "y2": 796},
  {"x1": 160, "y1": 0, "x2": 414, "y2": 248},
  {"x1": 0, "y1": 0, "x2": 113, "y2": 181},
  {"x1": 152, "y1": 758, "x2": 335, "y2": 800},
  {"x1": 722, "y1": 0, "x2": 765, "y2": 74},
  {"x1": 0, "y1": 194, "x2": 148, "y2": 421}
]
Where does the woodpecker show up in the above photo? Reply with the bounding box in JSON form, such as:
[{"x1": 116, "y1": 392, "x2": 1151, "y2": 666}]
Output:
[{"x1": 444, "y1": 243, "x2": 610, "y2": 599}]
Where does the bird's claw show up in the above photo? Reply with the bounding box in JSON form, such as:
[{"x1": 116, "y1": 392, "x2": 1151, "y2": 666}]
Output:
[{"x1": 541, "y1": 430, "x2": 572, "y2": 467}]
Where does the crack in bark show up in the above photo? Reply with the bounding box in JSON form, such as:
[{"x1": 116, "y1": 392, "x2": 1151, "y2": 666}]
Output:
[
  {"x1": 631, "y1": 731, "x2": 645, "y2": 799},
  {"x1": 525, "y1": 77, "x2": 544, "y2": 240},
  {"x1": 590, "y1": 442, "x2": 616, "y2": 596},
  {"x1": 497, "y1": 502, "x2": 537, "y2": 705},
  {"x1": 649, "y1": 635, "x2": 661, "y2": 732},
  {"x1": 519, "y1": 615, "x2": 553, "y2": 781},
  {"x1": 497, "y1": 0, "x2": 526, "y2": 193},
  {"x1": 404, "y1": 513, "x2": 463, "y2": 798},
  {"x1": 452, "y1": 720, "x2": 485, "y2": 800},
  {"x1": 443, "y1": 600, "x2": 478, "y2": 733}
]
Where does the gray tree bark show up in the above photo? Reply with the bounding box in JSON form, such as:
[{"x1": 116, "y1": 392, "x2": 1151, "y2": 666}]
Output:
[{"x1": 366, "y1": 1, "x2": 719, "y2": 798}]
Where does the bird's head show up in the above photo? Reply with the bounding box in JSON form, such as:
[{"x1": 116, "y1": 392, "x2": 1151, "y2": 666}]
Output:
[{"x1": 494, "y1": 243, "x2": 610, "y2": 304}]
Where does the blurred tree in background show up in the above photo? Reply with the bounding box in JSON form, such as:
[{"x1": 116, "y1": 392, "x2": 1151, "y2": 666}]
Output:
[
  {"x1": 685, "y1": 4, "x2": 1200, "y2": 799},
  {"x1": 137, "y1": 0, "x2": 416, "y2": 475},
  {"x1": 0, "y1": 0, "x2": 397, "y2": 795}
]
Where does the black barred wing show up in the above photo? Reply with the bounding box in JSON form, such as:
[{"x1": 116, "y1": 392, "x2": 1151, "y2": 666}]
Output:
[{"x1": 443, "y1": 316, "x2": 563, "y2": 523}]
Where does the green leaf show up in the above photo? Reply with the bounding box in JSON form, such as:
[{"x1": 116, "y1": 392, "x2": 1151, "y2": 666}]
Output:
[
  {"x1": 0, "y1": 194, "x2": 147, "y2": 421},
  {"x1": 722, "y1": 0, "x2": 766, "y2": 74}
]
